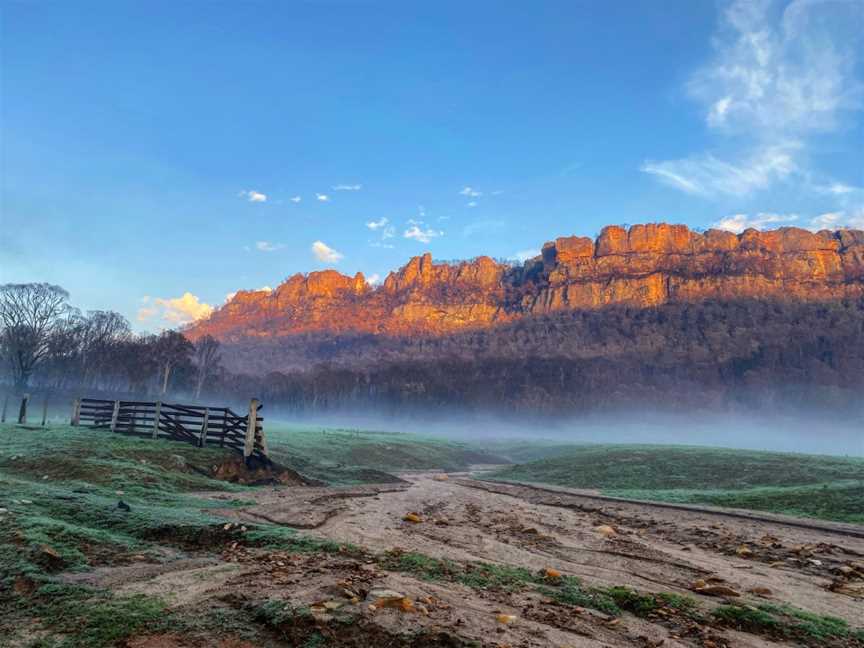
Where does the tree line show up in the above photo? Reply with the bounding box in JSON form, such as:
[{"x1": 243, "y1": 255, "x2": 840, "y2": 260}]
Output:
[{"x1": 0, "y1": 283, "x2": 221, "y2": 398}]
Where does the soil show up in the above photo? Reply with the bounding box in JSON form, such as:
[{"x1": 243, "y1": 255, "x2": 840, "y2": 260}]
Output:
[{"x1": 64, "y1": 470, "x2": 864, "y2": 648}]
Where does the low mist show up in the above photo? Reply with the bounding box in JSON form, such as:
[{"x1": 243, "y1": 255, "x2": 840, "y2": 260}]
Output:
[{"x1": 267, "y1": 409, "x2": 864, "y2": 457}]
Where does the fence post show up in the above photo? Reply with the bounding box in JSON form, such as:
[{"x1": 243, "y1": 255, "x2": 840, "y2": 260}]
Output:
[
  {"x1": 1, "y1": 394, "x2": 8, "y2": 423},
  {"x1": 110, "y1": 400, "x2": 120, "y2": 432},
  {"x1": 152, "y1": 401, "x2": 162, "y2": 439},
  {"x1": 41, "y1": 395, "x2": 49, "y2": 427},
  {"x1": 18, "y1": 394, "x2": 29, "y2": 424},
  {"x1": 199, "y1": 408, "x2": 209, "y2": 448},
  {"x1": 244, "y1": 398, "x2": 259, "y2": 463},
  {"x1": 71, "y1": 399, "x2": 81, "y2": 426}
]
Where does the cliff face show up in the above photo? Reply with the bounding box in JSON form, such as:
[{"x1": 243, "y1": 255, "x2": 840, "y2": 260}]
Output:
[{"x1": 187, "y1": 224, "x2": 864, "y2": 342}]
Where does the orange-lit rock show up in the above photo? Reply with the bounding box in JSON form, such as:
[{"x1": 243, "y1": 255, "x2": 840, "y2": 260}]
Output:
[{"x1": 185, "y1": 224, "x2": 864, "y2": 342}]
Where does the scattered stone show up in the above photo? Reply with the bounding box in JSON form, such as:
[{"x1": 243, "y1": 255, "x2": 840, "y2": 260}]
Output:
[
  {"x1": 35, "y1": 544, "x2": 65, "y2": 570},
  {"x1": 735, "y1": 545, "x2": 753, "y2": 557},
  {"x1": 433, "y1": 474, "x2": 449, "y2": 481},
  {"x1": 691, "y1": 580, "x2": 740, "y2": 597},
  {"x1": 0, "y1": 508, "x2": 7, "y2": 515},
  {"x1": 367, "y1": 589, "x2": 413, "y2": 612},
  {"x1": 543, "y1": 568, "x2": 562, "y2": 580},
  {"x1": 117, "y1": 500, "x2": 131, "y2": 512},
  {"x1": 747, "y1": 586, "x2": 773, "y2": 597},
  {"x1": 496, "y1": 613, "x2": 517, "y2": 625},
  {"x1": 595, "y1": 525, "x2": 617, "y2": 537},
  {"x1": 402, "y1": 512, "x2": 422, "y2": 523}
]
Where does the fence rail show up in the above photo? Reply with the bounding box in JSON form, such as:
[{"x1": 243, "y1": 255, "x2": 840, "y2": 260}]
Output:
[{"x1": 71, "y1": 397, "x2": 270, "y2": 465}]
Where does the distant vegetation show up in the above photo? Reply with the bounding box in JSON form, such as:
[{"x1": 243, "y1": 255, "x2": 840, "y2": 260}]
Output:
[
  {"x1": 488, "y1": 445, "x2": 864, "y2": 523},
  {"x1": 3, "y1": 282, "x2": 863, "y2": 418}
]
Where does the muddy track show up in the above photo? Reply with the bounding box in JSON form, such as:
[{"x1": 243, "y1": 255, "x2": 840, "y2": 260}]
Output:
[
  {"x1": 470, "y1": 478, "x2": 864, "y2": 539},
  {"x1": 67, "y1": 473, "x2": 864, "y2": 648}
]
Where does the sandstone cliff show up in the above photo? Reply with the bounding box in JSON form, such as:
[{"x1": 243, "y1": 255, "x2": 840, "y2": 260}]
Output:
[{"x1": 186, "y1": 224, "x2": 864, "y2": 342}]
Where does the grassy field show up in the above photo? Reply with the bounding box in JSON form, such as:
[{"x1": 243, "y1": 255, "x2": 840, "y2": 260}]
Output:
[
  {"x1": 263, "y1": 424, "x2": 507, "y2": 484},
  {"x1": 487, "y1": 445, "x2": 864, "y2": 524}
]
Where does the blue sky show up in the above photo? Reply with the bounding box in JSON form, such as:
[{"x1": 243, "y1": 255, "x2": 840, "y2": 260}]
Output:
[{"x1": 2, "y1": 0, "x2": 862, "y2": 329}]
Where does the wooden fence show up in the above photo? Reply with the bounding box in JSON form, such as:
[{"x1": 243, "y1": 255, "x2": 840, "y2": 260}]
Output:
[{"x1": 71, "y1": 397, "x2": 270, "y2": 465}]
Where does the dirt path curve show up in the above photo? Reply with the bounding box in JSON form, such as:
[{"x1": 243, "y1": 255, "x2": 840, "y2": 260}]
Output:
[{"x1": 212, "y1": 471, "x2": 864, "y2": 628}]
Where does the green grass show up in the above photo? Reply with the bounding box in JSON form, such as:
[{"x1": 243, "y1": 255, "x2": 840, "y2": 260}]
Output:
[
  {"x1": 263, "y1": 424, "x2": 507, "y2": 484},
  {"x1": 380, "y1": 550, "x2": 617, "y2": 616},
  {"x1": 0, "y1": 423, "x2": 349, "y2": 646},
  {"x1": 487, "y1": 445, "x2": 864, "y2": 523},
  {"x1": 713, "y1": 602, "x2": 864, "y2": 645}
]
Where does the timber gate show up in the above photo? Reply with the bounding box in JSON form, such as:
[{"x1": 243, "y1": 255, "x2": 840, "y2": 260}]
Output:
[{"x1": 71, "y1": 397, "x2": 270, "y2": 465}]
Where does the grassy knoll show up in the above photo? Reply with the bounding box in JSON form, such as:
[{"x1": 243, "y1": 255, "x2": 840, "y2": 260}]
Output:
[
  {"x1": 487, "y1": 445, "x2": 864, "y2": 523},
  {"x1": 0, "y1": 423, "x2": 342, "y2": 647},
  {"x1": 263, "y1": 424, "x2": 507, "y2": 484}
]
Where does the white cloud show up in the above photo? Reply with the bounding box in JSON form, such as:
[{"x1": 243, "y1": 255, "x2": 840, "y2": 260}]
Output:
[
  {"x1": 459, "y1": 186, "x2": 482, "y2": 197},
  {"x1": 239, "y1": 190, "x2": 267, "y2": 203},
  {"x1": 814, "y1": 182, "x2": 859, "y2": 196},
  {"x1": 255, "y1": 241, "x2": 285, "y2": 252},
  {"x1": 289, "y1": 196, "x2": 302, "y2": 203},
  {"x1": 316, "y1": 193, "x2": 330, "y2": 202},
  {"x1": 643, "y1": 0, "x2": 862, "y2": 198},
  {"x1": 513, "y1": 249, "x2": 540, "y2": 262},
  {"x1": 366, "y1": 273, "x2": 382, "y2": 285},
  {"x1": 689, "y1": 0, "x2": 861, "y2": 136},
  {"x1": 809, "y1": 208, "x2": 864, "y2": 230},
  {"x1": 404, "y1": 224, "x2": 443, "y2": 243},
  {"x1": 713, "y1": 212, "x2": 799, "y2": 233},
  {"x1": 311, "y1": 240, "x2": 343, "y2": 263},
  {"x1": 138, "y1": 292, "x2": 214, "y2": 325},
  {"x1": 366, "y1": 217, "x2": 389, "y2": 230},
  {"x1": 467, "y1": 201, "x2": 478, "y2": 208},
  {"x1": 370, "y1": 241, "x2": 395, "y2": 249},
  {"x1": 332, "y1": 184, "x2": 362, "y2": 191},
  {"x1": 641, "y1": 144, "x2": 798, "y2": 197}
]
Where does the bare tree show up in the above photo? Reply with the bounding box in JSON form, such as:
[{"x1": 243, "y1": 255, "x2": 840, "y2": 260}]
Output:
[
  {"x1": 193, "y1": 335, "x2": 221, "y2": 398},
  {"x1": 0, "y1": 283, "x2": 72, "y2": 389},
  {"x1": 80, "y1": 310, "x2": 132, "y2": 387},
  {"x1": 153, "y1": 330, "x2": 194, "y2": 395}
]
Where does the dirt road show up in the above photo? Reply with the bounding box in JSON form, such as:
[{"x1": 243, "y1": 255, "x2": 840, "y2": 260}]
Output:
[{"x1": 66, "y1": 471, "x2": 864, "y2": 647}]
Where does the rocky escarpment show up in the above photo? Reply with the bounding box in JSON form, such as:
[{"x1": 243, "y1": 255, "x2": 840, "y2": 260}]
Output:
[{"x1": 187, "y1": 224, "x2": 864, "y2": 342}]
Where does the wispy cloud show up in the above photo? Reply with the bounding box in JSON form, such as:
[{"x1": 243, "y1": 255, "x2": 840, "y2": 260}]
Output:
[
  {"x1": 311, "y1": 240, "x2": 343, "y2": 263},
  {"x1": 239, "y1": 189, "x2": 267, "y2": 203},
  {"x1": 289, "y1": 196, "x2": 302, "y2": 203},
  {"x1": 138, "y1": 293, "x2": 214, "y2": 325},
  {"x1": 332, "y1": 184, "x2": 362, "y2": 191},
  {"x1": 467, "y1": 201, "x2": 478, "y2": 208},
  {"x1": 366, "y1": 217, "x2": 389, "y2": 230},
  {"x1": 809, "y1": 208, "x2": 864, "y2": 230},
  {"x1": 713, "y1": 212, "x2": 799, "y2": 233},
  {"x1": 255, "y1": 241, "x2": 285, "y2": 252},
  {"x1": 316, "y1": 193, "x2": 330, "y2": 202},
  {"x1": 404, "y1": 224, "x2": 443, "y2": 243},
  {"x1": 642, "y1": 144, "x2": 798, "y2": 197},
  {"x1": 513, "y1": 249, "x2": 540, "y2": 262},
  {"x1": 814, "y1": 182, "x2": 859, "y2": 196},
  {"x1": 459, "y1": 186, "x2": 483, "y2": 198},
  {"x1": 642, "y1": 0, "x2": 862, "y2": 198},
  {"x1": 366, "y1": 273, "x2": 382, "y2": 285}
]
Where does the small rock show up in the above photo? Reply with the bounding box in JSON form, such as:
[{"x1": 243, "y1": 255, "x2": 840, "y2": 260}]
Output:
[
  {"x1": 117, "y1": 500, "x2": 131, "y2": 512},
  {"x1": 544, "y1": 568, "x2": 562, "y2": 580},
  {"x1": 402, "y1": 513, "x2": 422, "y2": 523},
  {"x1": 747, "y1": 587, "x2": 773, "y2": 597},
  {"x1": 736, "y1": 545, "x2": 753, "y2": 557},
  {"x1": 496, "y1": 613, "x2": 517, "y2": 625},
  {"x1": 433, "y1": 474, "x2": 449, "y2": 481},
  {"x1": 0, "y1": 508, "x2": 8, "y2": 515},
  {"x1": 20, "y1": 499, "x2": 32, "y2": 505},
  {"x1": 595, "y1": 525, "x2": 617, "y2": 537}
]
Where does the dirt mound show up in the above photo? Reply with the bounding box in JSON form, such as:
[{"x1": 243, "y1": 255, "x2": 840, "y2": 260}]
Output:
[{"x1": 206, "y1": 456, "x2": 311, "y2": 486}]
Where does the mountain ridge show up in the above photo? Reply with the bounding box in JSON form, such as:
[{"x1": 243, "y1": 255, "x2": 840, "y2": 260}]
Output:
[{"x1": 187, "y1": 223, "x2": 864, "y2": 343}]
